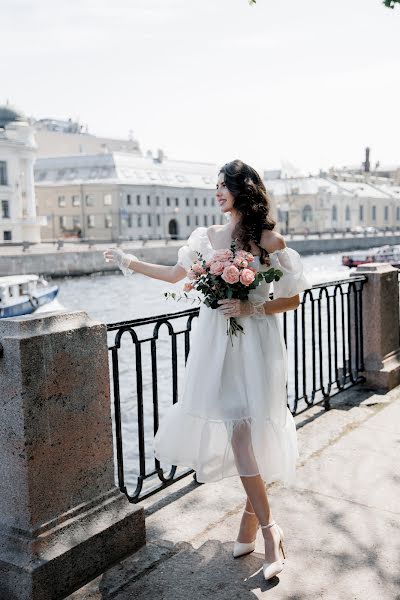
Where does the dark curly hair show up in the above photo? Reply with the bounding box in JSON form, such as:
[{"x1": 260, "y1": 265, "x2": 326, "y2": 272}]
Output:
[{"x1": 218, "y1": 159, "x2": 276, "y2": 265}]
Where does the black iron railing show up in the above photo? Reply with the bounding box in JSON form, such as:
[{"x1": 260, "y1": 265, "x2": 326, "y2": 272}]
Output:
[{"x1": 106, "y1": 274, "x2": 367, "y2": 503}]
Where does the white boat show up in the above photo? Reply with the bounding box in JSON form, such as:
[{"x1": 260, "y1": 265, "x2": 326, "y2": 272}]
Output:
[{"x1": 0, "y1": 275, "x2": 59, "y2": 319}]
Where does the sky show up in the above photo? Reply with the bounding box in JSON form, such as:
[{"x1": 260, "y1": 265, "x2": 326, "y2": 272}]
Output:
[{"x1": 1, "y1": 0, "x2": 399, "y2": 176}]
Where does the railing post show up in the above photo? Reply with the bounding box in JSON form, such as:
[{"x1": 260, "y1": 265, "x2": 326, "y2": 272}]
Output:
[
  {"x1": 350, "y1": 263, "x2": 400, "y2": 390},
  {"x1": 0, "y1": 311, "x2": 145, "y2": 600}
]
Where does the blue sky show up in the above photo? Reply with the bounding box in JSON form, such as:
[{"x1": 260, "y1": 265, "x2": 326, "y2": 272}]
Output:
[{"x1": 2, "y1": 0, "x2": 399, "y2": 175}]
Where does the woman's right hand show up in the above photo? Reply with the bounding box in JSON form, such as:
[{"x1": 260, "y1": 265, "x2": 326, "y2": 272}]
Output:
[{"x1": 103, "y1": 248, "x2": 138, "y2": 270}]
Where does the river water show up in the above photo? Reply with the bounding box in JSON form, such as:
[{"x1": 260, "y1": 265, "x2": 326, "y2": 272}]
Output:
[{"x1": 37, "y1": 250, "x2": 353, "y2": 493}]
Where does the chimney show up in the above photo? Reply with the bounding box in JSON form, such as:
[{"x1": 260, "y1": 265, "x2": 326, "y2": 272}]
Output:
[{"x1": 363, "y1": 147, "x2": 370, "y2": 173}]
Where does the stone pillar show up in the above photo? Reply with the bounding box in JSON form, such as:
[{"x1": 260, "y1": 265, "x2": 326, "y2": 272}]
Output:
[
  {"x1": 351, "y1": 263, "x2": 400, "y2": 390},
  {"x1": 0, "y1": 311, "x2": 145, "y2": 600}
]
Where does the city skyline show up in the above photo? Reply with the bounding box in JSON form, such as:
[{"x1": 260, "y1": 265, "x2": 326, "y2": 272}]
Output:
[{"x1": 2, "y1": 0, "x2": 399, "y2": 176}]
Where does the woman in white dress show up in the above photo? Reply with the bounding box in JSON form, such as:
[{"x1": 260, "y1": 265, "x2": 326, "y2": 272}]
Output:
[{"x1": 104, "y1": 159, "x2": 311, "y2": 581}]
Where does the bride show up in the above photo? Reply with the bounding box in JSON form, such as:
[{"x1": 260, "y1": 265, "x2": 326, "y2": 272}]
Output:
[{"x1": 104, "y1": 159, "x2": 310, "y2": 581}]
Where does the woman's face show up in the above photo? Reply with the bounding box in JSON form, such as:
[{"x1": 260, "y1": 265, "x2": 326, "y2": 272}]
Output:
[{"x1": 216, "y1": 172, "x2": 235, "y2": 214}]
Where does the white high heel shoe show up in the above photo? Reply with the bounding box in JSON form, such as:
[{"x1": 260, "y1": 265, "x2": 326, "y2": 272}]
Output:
[
  {"x1": 260, "y1": 521, "x2": 286, "y2": 580},
  {"x1": 233, "y1": 509, "x2": 259, "y2": 558}
]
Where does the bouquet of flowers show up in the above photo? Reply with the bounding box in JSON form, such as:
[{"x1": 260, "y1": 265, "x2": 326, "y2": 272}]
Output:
[{"x1": 165, "y1": 240, "x2": 283, "y2": 344}]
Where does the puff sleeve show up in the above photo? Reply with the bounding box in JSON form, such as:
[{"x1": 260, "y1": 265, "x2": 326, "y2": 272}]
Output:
[
  {"x1": 176, "y1": 227, "x2": 210, "y2": 273},
  {"x1": 269, "y1": 247, "x2": 311, "y2": 299}
]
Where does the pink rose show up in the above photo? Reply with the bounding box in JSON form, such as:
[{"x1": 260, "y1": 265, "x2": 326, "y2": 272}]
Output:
[
  {"x1": 192, "y1": 262, "x2": 206, "y2": 275},
  {"x1": 209, "y1": 260, "x2": 225, "y2": 275},
  {"x1": 233, "y1": 256, "x2": 248, "y2": 268},
  {"x1": 236, "y1": 250, "x2": 254, "y2": 262},
  {"x1": 223, "y1": 260, "x2": 233, "y2": 268},
  {"x1": 187, "y1": 269, "x2": 197, "y2": 280},
  {"x1": 221, "y1": 264, "x2": 240, "y2": 284},
  {"x1": 183, "y1": 282, "x2": 194, "y2": 292},
  {"x1": 213, "y1": 249, "x2": 233, "y2": 262},
  {"x1": 240, "y1": 268, "x2": 256, "y2": 286},
  {"x1": 205, "y1": 259, "x2": 213, "y2": 268}
]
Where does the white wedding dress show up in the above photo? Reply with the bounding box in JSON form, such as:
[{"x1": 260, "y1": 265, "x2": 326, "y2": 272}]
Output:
[{"x1": 153, "y1": 226, "x2": 311, "y2": 486}]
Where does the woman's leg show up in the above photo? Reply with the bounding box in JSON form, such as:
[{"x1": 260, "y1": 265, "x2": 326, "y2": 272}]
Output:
[
  {"x1": 231, "y1": 421, "x2": 282, "y2": 562},
  {"x1": 240, "y1": 475, "x2": 282, "y2": 563}
]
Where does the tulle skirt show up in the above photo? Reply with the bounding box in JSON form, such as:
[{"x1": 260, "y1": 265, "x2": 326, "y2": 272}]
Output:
[{"x1": 153, "y1": 302, "x2": 299, "y2": 486}]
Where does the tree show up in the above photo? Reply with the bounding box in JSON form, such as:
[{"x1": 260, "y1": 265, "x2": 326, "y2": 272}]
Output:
[{"x1": 249, "y1": 0, "x2": 399, "y2": 6}]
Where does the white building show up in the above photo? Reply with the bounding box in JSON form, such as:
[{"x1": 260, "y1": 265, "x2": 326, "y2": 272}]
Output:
[
  {"x1": 34, "y1": 153, "x2": 222, "y2": 240},
  {"x1": 0, "y1": 105, "x2": 45, "y2": 243},
  {"x1": 264, "y1": 170, "x2": 400, "y2": 234}
]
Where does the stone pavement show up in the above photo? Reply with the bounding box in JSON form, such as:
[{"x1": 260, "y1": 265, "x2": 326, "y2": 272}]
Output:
[{"x1": 67, "y1": 384, "x2": 400, "y2": 600}]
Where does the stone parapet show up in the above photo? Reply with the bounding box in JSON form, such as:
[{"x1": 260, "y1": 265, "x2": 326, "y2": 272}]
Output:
[
  {"x1": 351, "y1": 263, "x2": 400, "y2": 390},
  {"x1": 0, "y1": 311, "x2": 145, "y2": 600}
]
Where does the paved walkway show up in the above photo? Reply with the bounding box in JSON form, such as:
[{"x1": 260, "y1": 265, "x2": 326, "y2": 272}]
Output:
[{"x1": 68, "y1": 384, "x2": 400, "y2": 600}]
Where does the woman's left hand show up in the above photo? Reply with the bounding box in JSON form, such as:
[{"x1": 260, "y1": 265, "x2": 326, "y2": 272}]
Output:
[{"x1": 217, "y1": 299, "x2": 254, "y2": 318}]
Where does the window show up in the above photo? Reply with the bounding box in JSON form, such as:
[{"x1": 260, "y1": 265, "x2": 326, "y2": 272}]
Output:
[
  {"x1": 397, "y1": 207, "x2": 400, "y2": 221},
  {"x1": 345, "y1": 205, "x2": 350, "y2": 221},
  {"x1": 194, "y1": 197, "x2": 198, "y2": 207},
  {"x1": 195, "y1": 215, "x2": 199, "y2": 226},
  {"x1": 186, "y1": 215, "x2": 190, "y2": 226},
  {"x1": 372, "y1": 206, "x2": 376, "y2": 221},
  {"x1": 166, "y1": 197, "x2": 170, "y2": 206},
  {"x1": 58, "y1": 195, "x2": 66, "y2": 207},
  {"x1": 157, "y1": 214, "x2": 160, "y2": 226},
  {"x1": 147, "y1": 214, "x2": 151, "y2": 226},
  {"x1": 219, "y1": 215, "x2": 223, "y2": 224},
  {"x1": 138, "y1": 214, "x2": 142, "y2": 227},
  {"x1": 85, "y1": 195, "x2": 94, "y2": 206},
  {"x1": 1, "y1": 200, "x2": 9, "y2": 218},
  {"x1": 0, "y1": 161, "x2": 8, "y2": 185},
  {"x1": 136, "y1": 194, "x2": 141, "y2": 206},
  {"x1": 212, "y1": 215, "x2": 216, "y2": 225},
  {"x1": 384, "y1": 206, "x2": 389, "y2": 221},
  {"x1": 359, "y1": 205, "x2": 364, "y2": 221},
  {"x1": 147, "y1": 195, "x2": 151, "y2": 206},
  {"x1": 128, "y1": 214, "x2": 133, "y2": 228},
  {"x1": 59, "y1": 216, "x2": 66, "y2": 228},
  {"x1": 72, "y1": 195, "x2": 80, "y2": 207},
  {"x1": 72, "y1": 216, "x2": 81, "y2": 228},
  {"x1": 204, "y1": 215, "x2": 208, "y2": 226},
  {"x1": 302, "y1": 205, "x2": 313, "y2": 223},
  {"x1": 105, "y1": 215, "x2": 112, "y2": 228},
  {"x1": 156, "y1": 196, "x2": 160, "y2": 206},
  {"x1": 104, "y1": 193, "x2": 112, "y2": 206},
  {"x1": 331, "y1": 205, "x2": 337, "y2": 221},
  {"x1": 186, "y1": 198, "x2": 190, "y2": 207},
  {"x1": 3, "y1": 230, "x2": 11, "y2": 241},
  {"x1": 87, "y1": 215, "x2": 95, "y2": 228},
  {"x1": 175, "y1": 197, "x2": 179, "y2": 206},
  {"x1": 203, "y1": 197, "x2": 207, "y2": 206},
  {"x1": 211, "y1": 197, "x2": 215, "y2": 206},
  {"x1": 127, "y1": 194, "x2": 132, "y2": 206}
]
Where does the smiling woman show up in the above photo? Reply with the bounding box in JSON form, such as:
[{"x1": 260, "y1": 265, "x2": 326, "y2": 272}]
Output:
[{"x1": 106, "y1": 159, "x2": 311, "y2": 582}]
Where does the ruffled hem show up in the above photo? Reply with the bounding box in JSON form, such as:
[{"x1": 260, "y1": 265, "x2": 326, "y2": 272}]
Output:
[{"x1": 153, "y1": 403, "x2": 299, "y2": 487}]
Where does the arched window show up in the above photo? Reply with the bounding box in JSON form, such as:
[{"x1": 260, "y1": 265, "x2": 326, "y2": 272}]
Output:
[
  {"x1": 332, "y1": 205, "x2": 337, "y2": 222},
  {"x1": 168, "y1": 218, "x2": 179, "y2": 239},
  {"x1": 345, "y1": 205, "x2": 351, "y2": 221},
  {"x1": 302, "y1": 205, "x2": 313, "y2": 223}
]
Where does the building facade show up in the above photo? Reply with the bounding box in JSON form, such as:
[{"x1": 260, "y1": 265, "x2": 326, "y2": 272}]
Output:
[
  {"x1": 264, "y1": 170, "x2": 400, "y2": 234},
  {"x1": 0, "y1": 105, "x2": 45, "y2": 243},
  {"x1": 35, "y1": 153, "x2": 224, "y2": 240}
]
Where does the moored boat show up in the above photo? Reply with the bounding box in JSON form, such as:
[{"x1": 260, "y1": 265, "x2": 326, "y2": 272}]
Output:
[
  {"x1": 342, "y1": 245, "x2": 400, "y2": 268},
  {"x1": 0, "y1": 275, "x2": 59, "y2": 318}
]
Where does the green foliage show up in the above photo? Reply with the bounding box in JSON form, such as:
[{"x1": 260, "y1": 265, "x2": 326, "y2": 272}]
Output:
[{"x1": 249, "y1": 0, "x2": 399, "y2": 6}]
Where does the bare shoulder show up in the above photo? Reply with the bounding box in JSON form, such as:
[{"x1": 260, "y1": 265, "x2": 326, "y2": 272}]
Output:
[{"x1": 260, "y1": 229, "x2": 287, "y2": 254}]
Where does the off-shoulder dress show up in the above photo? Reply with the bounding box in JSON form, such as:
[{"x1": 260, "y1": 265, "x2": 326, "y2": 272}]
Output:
[{"x1": 153, "y1": 226, "x2": 311, "y2": 486}]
